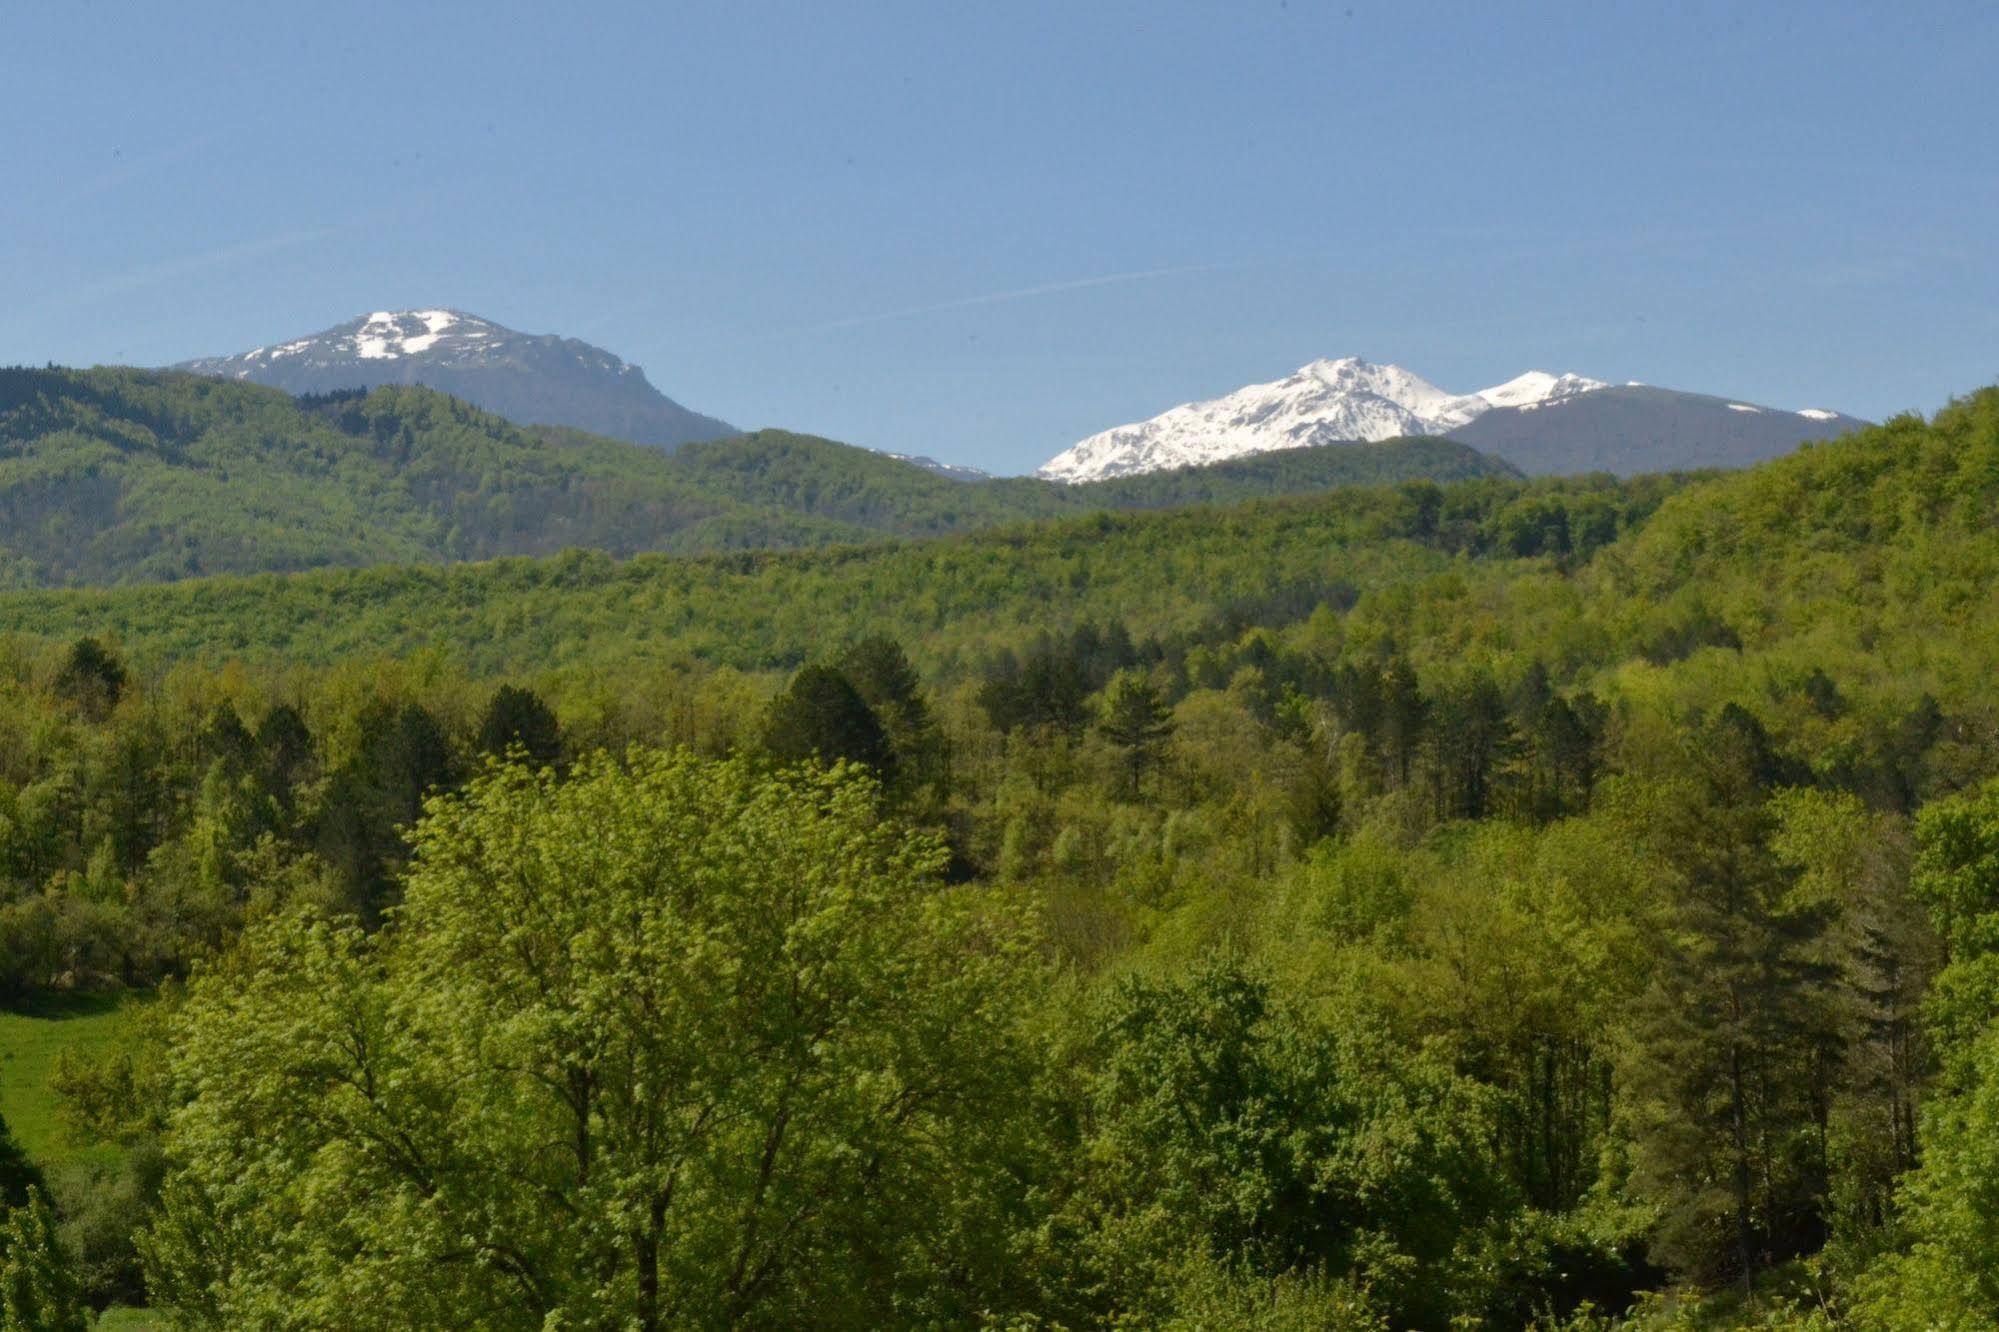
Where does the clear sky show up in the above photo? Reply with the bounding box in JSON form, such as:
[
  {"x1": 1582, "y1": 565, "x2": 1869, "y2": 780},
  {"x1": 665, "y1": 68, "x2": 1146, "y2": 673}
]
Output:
[{"x1": 4, "y1": 1, "x2": 1994, "y2": 474}]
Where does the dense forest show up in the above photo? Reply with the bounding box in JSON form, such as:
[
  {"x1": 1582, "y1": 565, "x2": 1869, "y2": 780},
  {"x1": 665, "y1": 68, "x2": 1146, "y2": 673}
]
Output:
[
  {"x1": 0, "y1": 388, "x2": 1997, "y2": 1327},
  {"x1": 0, "y1": 368, "x2": 1512, "y2": 588}
]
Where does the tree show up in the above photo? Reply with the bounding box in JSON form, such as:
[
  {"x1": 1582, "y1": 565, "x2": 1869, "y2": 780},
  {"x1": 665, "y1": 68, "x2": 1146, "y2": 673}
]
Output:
[
  {"x1": 835, "y1": 635, "x2": 926, "y2": 730},
  {"x1": 142, "y1": 750, "x2": 1041, "y2": 1330},
  {"x1": 1852, "y1": 779, "x2": 1999, "y2": 1326},
  {"x1": 836, "y1": 637, "x2": 944, "y2": 799},
  {"x1": 1061, "y1": 955, "x2": 1506, "y2": 1329},
  {"x1": 1854, "y1": 1023, "x2": 1999, "y2": 1329},
  {"x1": 1380, "y1": 658, "x2": 1426, "y2": 790},
  {"x1": 1098, "y1": 670, "x2": 1173, "y2": 798},
  {"x1": 196, "y1": 702, "x2": 257, "y2": 774},
  {"x1": 51, "y1": 638, "x2": 125, "y2": 721},
  {"x1": 1767, "y1": 788, "x2": 1932, "y2": 1245},
  {"x1": 0, "y1": 1118, "x2": 40, "y2": 1212},
  {"x1": 314, "y1": 698, "x2": 455, "y2": 915},
  {"x1": 977, "y1": 636, "x2": 1090, "y2": 736},
  {"x1": 1906, "y1": 776, "x2": 1999, "y2": 1076},
  {"x1": 0, "y1": 1188, "x2": 87, "y2": 1332},
  {"x1": 475, "y1": 684, "x2": 563, "y2": 767},
  {"x1": 1427, "y1": 673, "x2": 1519, "y2": 821},
  {"x1": 1613, "y1": 759, "x2": 1837, "y2": 1294},
  {"x1": 761, "y1": 664, "x2": 893, "y2": 776},
  {"x1": 253, "y1": 702, "x2": 316, "y2": 824}
]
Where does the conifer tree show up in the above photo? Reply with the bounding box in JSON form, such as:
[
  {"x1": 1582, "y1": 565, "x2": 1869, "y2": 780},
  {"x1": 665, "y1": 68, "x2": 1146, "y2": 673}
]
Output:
[
  {"x1": 51, "y1": 637, "x2": 126, "y2": 721},
  {"x1": 1098, "y1": 670, "x2": 1173, "y2": 798},
  {"x1": 476, "y1": 684, "x2": 564, "y2": 767},
  {"x1": 0, "y1": 1118, "x2": 39, "y2": 1213},
  {"x1": 762, "y1": 664, "x2": 893, "y2": 776}
]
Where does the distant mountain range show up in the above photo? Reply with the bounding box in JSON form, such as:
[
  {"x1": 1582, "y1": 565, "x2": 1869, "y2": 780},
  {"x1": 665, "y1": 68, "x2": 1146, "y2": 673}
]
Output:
[
  {"x1": 0, "y1": 368, "x2": 1510, "y2": 588},
  {"x1": 177, "y1": 315, "x2": 1874, "y2": 483},
  {"x1": 178, "y1": 309, "x2": 735, "y2": 448},
  {"x1": 1039, "y1": 357, "x2": 1869, "y2": 480}
]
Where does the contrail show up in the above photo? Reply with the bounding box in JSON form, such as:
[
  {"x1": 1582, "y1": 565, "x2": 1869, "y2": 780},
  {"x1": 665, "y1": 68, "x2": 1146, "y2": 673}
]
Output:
[{"x1": 799, "y1": 263, "x2": 1232, "y2": 333}]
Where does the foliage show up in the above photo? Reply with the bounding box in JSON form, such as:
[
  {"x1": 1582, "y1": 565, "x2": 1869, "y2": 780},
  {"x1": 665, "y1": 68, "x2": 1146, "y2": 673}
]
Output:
[
  {"x1": 0, "y1": 370, "x2": 1518, "y2": 590},
  {"x1": 0, "y1": 1187, "x2": 86, "y2": 1332},
  {"x1": 140, "y1": 751, "x2": 1044, "y2": 1329},
  {"x1": 1099, "y1": 669, "x2": 1173, "y2": 797},
  {"x1": 1057, "y1": 956, "x2": 1508, "y2": 1328},
  {"x1": 0, "y1": 446, "x2": 1676, "y2": 676},
  {"x1": 473, "y1": 683, "x2": 563, "y2": 767},
  {"x1": 760, "y1": 663, "x2": 894, "y2": 776},
  {"x1": 0, "y1": 1121, "x2": 38, "y2": 1216},
  {"x1": 1851, "y1": 1022, "x2": 1999, "y2": 1329},
  {"x1": 0, "y1": 389, "x2": 1984, "y2": 1324}
]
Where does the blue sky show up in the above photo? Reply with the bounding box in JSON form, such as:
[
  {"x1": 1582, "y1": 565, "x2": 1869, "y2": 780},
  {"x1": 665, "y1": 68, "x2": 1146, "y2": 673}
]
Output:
[{"x1": 4, "y1": 1, "x2": 1994, "y2": 474}]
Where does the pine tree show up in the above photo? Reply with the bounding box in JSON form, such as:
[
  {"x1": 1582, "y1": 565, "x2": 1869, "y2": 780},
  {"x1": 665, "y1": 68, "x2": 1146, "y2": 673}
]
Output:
[
  {"x1": 1098, "y1": 670, "x2": 1173, "y2": 798},
  {"x1": 837, "y1": 636, "x2": 945, "y2": 799},
  {"x1": 476, "y1": 684, "x2": 564, "y2": 767},
  {"x1": 51, "y1": 637, "x2": 126, "y2": 721},
  {"x1": 1618, "y1": 724, "x2": 1839, "y2": 1292},
  {"x1": 1380, "y1": 659, "x2": 1426, "y2": 790},
  {"x1": 0, "y1": 1117, "x2": 40, "y2": 1212},
  {"x1": 762, "y1": 665, "x2": 894, "y2": 777},
  {"x1": 1427, "y1": 674, "x2": 1519, "y2": 820}
]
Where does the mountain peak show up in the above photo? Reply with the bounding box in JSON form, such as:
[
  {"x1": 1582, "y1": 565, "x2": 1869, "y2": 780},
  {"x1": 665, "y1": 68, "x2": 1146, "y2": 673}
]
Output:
[
  {"x1": 1476, "y1": 370, "x2": 1609, "y2": 410},
  {"x1": 1037, "y1": 357, "x2": 1524, "y2": 483},
  {"x1": 230, "y1": 308, "x2": 506, "y2": 366},
  {"x1": 1040, "y1": 358, "x2": 1868, "y2": 482},
  {"x1": 177, "y1": 310, "x2": 732, "y2": 448}
]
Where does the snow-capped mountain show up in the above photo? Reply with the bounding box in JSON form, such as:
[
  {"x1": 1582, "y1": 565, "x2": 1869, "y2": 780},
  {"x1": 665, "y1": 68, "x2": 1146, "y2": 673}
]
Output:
[
  {"x1": 1038, "y1": 358, "x2": 1598, "y2": 482},
  {"x1": 1039, "y1": 358, "x2": 1866, "y2": 481},
  {"x1": 177, "y1": 310, "x2": 734, "y2": 448},
  {"x1": 1474, "y1": 370, "x2": 1608, "y2": 411}
]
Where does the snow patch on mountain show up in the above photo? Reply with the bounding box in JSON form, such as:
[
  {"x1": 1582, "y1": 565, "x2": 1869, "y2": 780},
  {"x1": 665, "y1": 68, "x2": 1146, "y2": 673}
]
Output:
[
  {"x1": 1038, "y1": 357, "x2": 1608, "y2": 483},
  {"x1": 1797, "y1": 408, "x2": 1838, "y2": 421},
  {"x1": 1476, "y1": 371, "x2": 1608, "y2": 410},
  {"x1": 176, "y1": 309, "x2": 735, "y2": 448},
  {"x1": 212, "y1": 309, "x2": 525, "y2": 371}
]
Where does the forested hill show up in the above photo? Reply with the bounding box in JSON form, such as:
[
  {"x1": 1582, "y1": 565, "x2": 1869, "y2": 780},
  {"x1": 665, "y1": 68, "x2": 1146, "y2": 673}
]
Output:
[
  {"x1": 5, "y1": 388, "x2": 1999, "y2": 1327},
  {"x1": 0, "y1": 468, "x2": 1675, "y2": 675},
  {"x1": 0, "y1": 367, "x2": 1513, "y2": 588},
  {"x1": 661, "y1": 428, "x2": 1518, "y2": 535},
  {"x1": 0, "y1": 388, "x2": 1990, "y2": 698},
  {"x1": 0, "y1": 368, "x2": 862, "y2": 585}
]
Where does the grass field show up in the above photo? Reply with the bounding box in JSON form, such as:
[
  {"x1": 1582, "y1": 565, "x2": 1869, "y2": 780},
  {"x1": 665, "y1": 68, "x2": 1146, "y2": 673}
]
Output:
[
  {"x1": 0, "y1": 992, "x2": 162, "y2": 1327},
  {"x1": 0, "y1": 990, "x2": 149, "y2": 1167}
]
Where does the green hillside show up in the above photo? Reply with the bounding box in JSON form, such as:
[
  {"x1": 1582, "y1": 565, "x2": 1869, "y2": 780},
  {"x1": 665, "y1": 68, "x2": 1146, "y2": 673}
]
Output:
[
  {"x1": 0, "y1": 469, "x2": 1666, "y2": 676},
  {"x1": 0, "y1": 368, "x2": 865, "y2": 585},
  {"x1": 665, "y1": 428, "x2": 1518, "y2": 535},
  {"x1": 0, "y1": 384, "x2": 1989, "y2": 710},
  {"x1": 5, "y1": 390, "x2": 1999, "y2": 1328},
  {"x1": 0, "y1": 368, "x2": 1515, "y2": 589}
]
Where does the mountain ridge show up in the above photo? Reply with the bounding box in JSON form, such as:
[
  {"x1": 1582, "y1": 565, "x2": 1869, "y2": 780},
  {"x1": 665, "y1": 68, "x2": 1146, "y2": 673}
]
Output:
[
  {"x1": 177, "y1": 309, "x2": 735, "y2": 448},
  {"x1": 1040, "y1": 356, "x2": 1869, "y2": 480},
  {"x1": 0, "y1": 366, "x2": 1515, "y2": 588}
]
